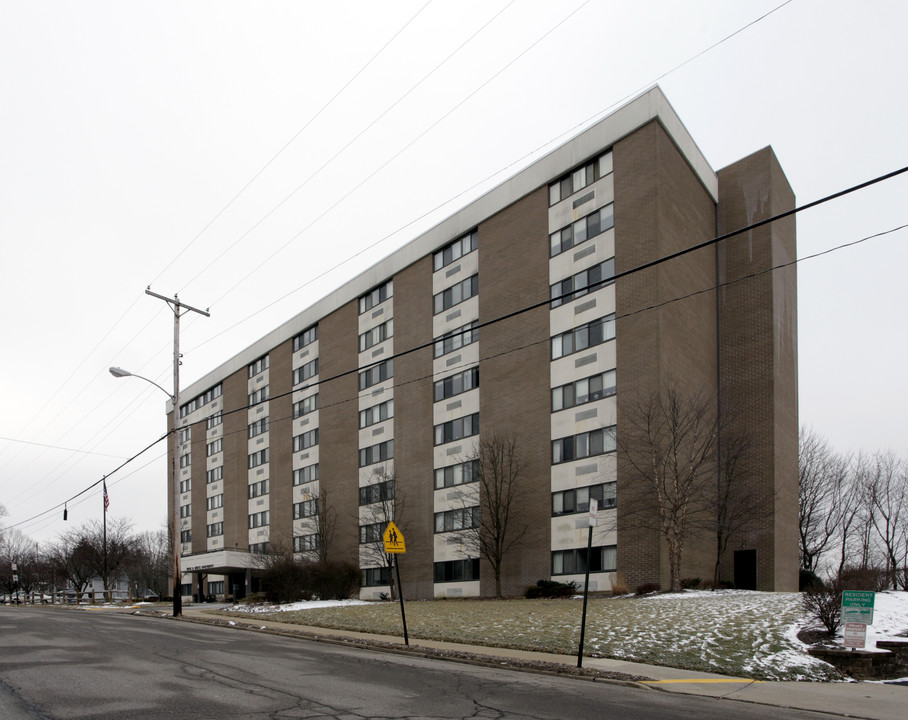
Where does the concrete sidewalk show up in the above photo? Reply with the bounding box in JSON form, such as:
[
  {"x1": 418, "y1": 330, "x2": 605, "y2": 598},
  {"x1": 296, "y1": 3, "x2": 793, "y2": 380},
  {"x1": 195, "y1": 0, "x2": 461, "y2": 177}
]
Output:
[{"x1": 181, "y1": 605, "x2": 905, "y2": 720}]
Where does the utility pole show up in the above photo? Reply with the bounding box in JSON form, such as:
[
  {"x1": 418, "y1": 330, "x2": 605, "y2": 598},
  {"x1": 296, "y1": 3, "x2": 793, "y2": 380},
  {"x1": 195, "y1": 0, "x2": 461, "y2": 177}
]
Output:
[{"x1": 146, "y1": 287, "x2": 209, "y2": 617}]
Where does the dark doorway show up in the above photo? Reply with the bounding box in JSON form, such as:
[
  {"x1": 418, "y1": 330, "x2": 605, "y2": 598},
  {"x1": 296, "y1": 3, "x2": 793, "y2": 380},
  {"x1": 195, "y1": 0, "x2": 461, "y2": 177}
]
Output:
[{"x1": 734, "y1": 549, "x2": 757, "y2": 590}]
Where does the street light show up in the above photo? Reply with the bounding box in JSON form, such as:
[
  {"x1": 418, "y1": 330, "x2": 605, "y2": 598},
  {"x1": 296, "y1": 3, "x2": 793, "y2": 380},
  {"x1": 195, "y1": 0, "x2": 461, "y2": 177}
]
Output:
[{"x1": 109, "y1": 365, "x2": 181, "y2": 617}]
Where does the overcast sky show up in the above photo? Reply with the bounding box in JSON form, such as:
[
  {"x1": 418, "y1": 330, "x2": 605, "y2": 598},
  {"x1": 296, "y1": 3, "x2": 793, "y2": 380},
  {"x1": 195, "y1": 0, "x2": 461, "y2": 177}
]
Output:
[{"x1": 2, "y1": 0, "x2": 906, "y2": 544}]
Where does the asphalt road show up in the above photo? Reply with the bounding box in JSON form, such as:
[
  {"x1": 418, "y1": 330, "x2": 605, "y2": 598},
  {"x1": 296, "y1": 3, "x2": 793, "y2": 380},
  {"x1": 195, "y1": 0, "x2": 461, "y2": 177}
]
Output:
[{"x1": 1, "y1": 606, "x2": 838, "y2": 720}]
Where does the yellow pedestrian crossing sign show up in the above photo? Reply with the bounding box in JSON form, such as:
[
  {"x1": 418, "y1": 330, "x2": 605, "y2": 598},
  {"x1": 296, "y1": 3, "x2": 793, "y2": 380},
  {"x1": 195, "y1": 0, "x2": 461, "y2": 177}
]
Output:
[{"x1": 383, "y1": 521, "x2": 406, "y2": 553}]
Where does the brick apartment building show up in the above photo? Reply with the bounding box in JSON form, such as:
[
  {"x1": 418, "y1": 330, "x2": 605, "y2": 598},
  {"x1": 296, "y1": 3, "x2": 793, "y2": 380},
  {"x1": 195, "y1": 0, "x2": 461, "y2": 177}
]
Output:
[{"x1": 170, "y1": 86, "x2": 799, "y2": 601}]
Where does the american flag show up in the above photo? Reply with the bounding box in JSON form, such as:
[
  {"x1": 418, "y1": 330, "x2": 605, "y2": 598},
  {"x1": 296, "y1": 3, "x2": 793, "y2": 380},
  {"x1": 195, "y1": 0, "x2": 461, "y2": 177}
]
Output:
[{"x1": 103, "y1": 481, "x2": 110, "y2": 511}]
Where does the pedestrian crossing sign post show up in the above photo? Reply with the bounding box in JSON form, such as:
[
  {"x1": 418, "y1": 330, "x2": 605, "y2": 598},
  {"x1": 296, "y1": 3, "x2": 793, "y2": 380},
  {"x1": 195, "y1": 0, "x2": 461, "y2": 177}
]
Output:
[{"x1": 383, "y1": 521, "x2": 406, "y2": 554}]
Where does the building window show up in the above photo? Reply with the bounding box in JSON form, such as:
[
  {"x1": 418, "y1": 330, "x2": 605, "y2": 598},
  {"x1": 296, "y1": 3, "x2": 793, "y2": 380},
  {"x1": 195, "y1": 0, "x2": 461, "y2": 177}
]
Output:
[
  {"x1": 249, "y1": 511, "x2": 269, "y2": 529},
  {"x1": 552, "y1": 425, "x2": 616, "y2": 464},
  {"x1": 294, "y1": 534, "x2": 319, "y2": 553},
  {"x1": 552, "y1": 545, "x2": 617, "y2": 575},
  {"x1": 178, "y1": 427, "x2": 191, "y2": 444},
  {"x1": 180, "y1": 383, "x2": 222, "y2": 418},
  {"x1": 359, "y1": 280, "x2": 393, "y2": 314},
  {"x1": 248, "y1": 416, "x2": 270, "y2": 439},
  {"x1": 293, "y1": 359, "x2": 319, "y2": 386},
  {"x1": 206, "y1": 466, "x2": 223, "y2": 484},
  {"x1": 550, "y1": 258, "x2": 615, "y2": 308},
  {"x1": 180, "y1": 503, "x2": 191, "y2": 518},
  {"x1": 179, "y1": 452, "x2": 191, "y2": 468},
  {"x1": 293, "y1": 500, "x2": 319, "y2": 520},
  {"x1": 359, "y1": 360, "x2": 393, "y2": 390},
  {"x1": 434, "y1": 413, "x2": 479, "y2": 446},
  {"x1": 434, "y1": 459, "x2": 479, "y2": 490},
  {"x1": 293, "y1": 429, "x2": 319, "y2": 452},
  {"x1": 207, "y1": 522, "x2": 223, "y2": 538},
  {"x1": 248, "y1": 354, "x2": 269, "y2": 378},
  {"x1": 206, "y1": 494, "x2": 224, "y2": 511},
  {"x1": 362, "y1": 566, "x2": 390, "y2": 586},
  {"x1": 552, "y1": 482, "x2": 616, "y2": 516},
  {"x1": 552, "y1": 370, "x2": 616, "y2": 411},
  {"x1": 434, "y1": 367, "x2": 479, "y2": 402},
  {"x1": 359, "y1": 399, "x2": 393, "y2": 429},
  {"x1": 434, "y1": 230, "x2": 478, "y2": 271},
  {"x1": 434, "y1": 506, "x2": 479, "y2": 533},
  {"x1": 249, "y1": 385, "x2": 270, "y2": 406},
  {"x1": 179, "y1": 478, "x2": 191, "y2": 494},
  {"x1": 293, "y1": 324, "x2": 318, "y2": 352},
  {"x1": 434, "y1": 274, "x2": 478, "y2": 314},
  {"x1": 206, "y1": 438, "x2": 222, "y2": 457},
  {"x1": 180, "y1": 529, "x2": 192, "y2": 543},
  {"x1": 207, "y1": 580, "x2": 225, "y2": 594},
  {"x1": 359, "y1": 440, "x2": 394, "y2": 468},
  {"x1": 359, "y1": 319, "x2": 394, "y2": 352},
  {"x1": 549, "y1": 152, "x2": 613, "y2": 205},
  {"x1": 551, "y1": 314, "x2": 615, "y2": 360},
  {"x1": 249, "y1": 542, "x2": 271, "y2": 555},
  {"x1": 359, "y1": 479, "x2": 394, "y2": 506},
  {"x1": 206, "y1": 410, "x2": 223, "y2": 430},
  {"x1": 248, "y1": 478, "x2": 270, "y2": 499},
  {"x1": 434, "y1": 558, "x2": 480, "y2": 583},
  {"x1": 434, "y1": 321, "x2": 478, "y2": 358},
  {"x1": 293, "y1": 394, "x2": 319, "y2": 418},
  {"x1": 248, "y1": 448, "x2": 270, "y2": 469},
  {"x1": 550, "y1": 204, "x2": 615, "y2": 257},
  {"x1": 359, "y1": 522, "x2": 385, "y2": 544},
  {"x1": 293, "y1": 463, "x2": 319, "y2": 486}
]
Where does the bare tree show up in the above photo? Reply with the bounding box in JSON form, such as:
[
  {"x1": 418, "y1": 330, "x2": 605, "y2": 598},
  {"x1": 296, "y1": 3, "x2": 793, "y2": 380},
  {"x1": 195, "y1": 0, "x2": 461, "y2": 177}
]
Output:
[
  {"x1": 457, "y1": 434, "x2": 527, "y2": 598},
  {"x1": 620, "y1": 383, "x2": 718, "y2": 593},
  {"x1": 863, "y1": 452, "x2": 908, "y2": 590},
  {"x1": 1, "y1": 529, "x2": 37, "y2": 599},
  {"x1": 359, "y1": 468, "x2": 401, "y2": 599},
  {"x1": 127, "y1": 528, "x2": 170, "y2": 599},
  {"x1": 315, "y1": 484, "x2": 336, "y2": 563},
  {"x1": 798, "y1": 428, "x2": 850, "y2": 574}
]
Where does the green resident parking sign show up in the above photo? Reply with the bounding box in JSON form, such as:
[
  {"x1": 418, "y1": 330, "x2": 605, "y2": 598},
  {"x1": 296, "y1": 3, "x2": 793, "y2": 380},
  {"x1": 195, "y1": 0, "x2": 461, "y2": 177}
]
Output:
[{"x1": 841, "y1": 590, "x2": 875, "y2": 624}]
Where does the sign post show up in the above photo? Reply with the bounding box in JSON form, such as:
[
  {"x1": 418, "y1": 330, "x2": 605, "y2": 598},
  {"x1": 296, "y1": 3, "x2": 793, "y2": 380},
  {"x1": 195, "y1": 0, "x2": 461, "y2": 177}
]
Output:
[
  {"x1": 577, "y1": 499, "x2": 598, "y2": 668},
  {"x1": 383, "y1": 521, "x2": 408, "y2": 646},
  {"x1": 841, "y1": 591, "x2": 875, "y2": 650}
]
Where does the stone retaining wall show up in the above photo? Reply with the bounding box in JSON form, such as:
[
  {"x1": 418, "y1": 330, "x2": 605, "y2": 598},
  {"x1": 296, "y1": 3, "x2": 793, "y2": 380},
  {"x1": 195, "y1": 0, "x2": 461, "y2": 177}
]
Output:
[{"x1": 809, "y1": 640, "x2": 908, "y2": 680}]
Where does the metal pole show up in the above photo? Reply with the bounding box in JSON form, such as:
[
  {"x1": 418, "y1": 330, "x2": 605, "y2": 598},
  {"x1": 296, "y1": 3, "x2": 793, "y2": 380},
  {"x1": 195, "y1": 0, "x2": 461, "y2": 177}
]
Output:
[
  {"x1": 394, "y1": 555, "x2": 408, "y2": 646},
  {"x1": 577, "y1": 524, "x2": 593, "y2": 668}
]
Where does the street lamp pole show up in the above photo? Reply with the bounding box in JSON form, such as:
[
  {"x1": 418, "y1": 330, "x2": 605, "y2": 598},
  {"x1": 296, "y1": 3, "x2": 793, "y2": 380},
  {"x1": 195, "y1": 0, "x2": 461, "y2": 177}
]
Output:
[{"x1": 110, "y1": 288, "x2": 209, "y2": 618}]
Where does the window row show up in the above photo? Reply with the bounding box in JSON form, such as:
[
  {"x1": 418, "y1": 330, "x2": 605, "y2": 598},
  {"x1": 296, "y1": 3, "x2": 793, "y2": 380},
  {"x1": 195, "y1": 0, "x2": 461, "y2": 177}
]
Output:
[
  {"x1": 248, "y1": 354, "x2": 269, "y2": 378},
  {"x1": 207, "y1": 522, "x2": 223, "y2": 538},
  {"x1": 293, "y1": 463, "x2": 319, "y2": 486},
  {"x1": 360, "y1": 399, "x2": 393, "y2": 429},
  {"x1": 249, "y1": 385, "x2": 270, "y2": 406},
  {"x1": 206, "y1": 438, "x2": 222, "y2": 457},
  {"x1": 550, "y1": 203, "x2": 614, "y2": 257},
  {"x1": 179, "y1": 478, "x2": 191, "y2": 493},
  {"x1": 206, "y1": 410, "x2": 223, "y2": 430},
  {"x1": 248, "y1": 416, "x2": 270, "y2": 439},
  {"x1": 293, "y1": 499, "x2": 319, "y2": 519},
  {"x1": 359, "y1": 522, "x2": 384, "y2": 544},
  {"x1": 249, "y1": 478, "x2": 270, "y2": 499},
  {"x1": 359, "y1": 280, "x2": 393, "y2": 314},
  {"x1": 434, "y1": 321, "x2": 477, "y2": 359},
  {"x1": 249, "y1": 511, "x2": 269, "y2": 529},
  {"x1": 359, "y1": 318, "x2": 393, "y2": 352},
  {"x1": 551, "y1": 314, "x2": 615, "y2": 360},
  {"x1": 550, "y1": 258, "x2": 615, "y2": 308},
  {"x1": 293, "y1": 324, "x2": 318, "y2": 352},
  {"x1": 434, "y1": 274, "x2": 478, "y2": 315},
  {"x1": 180, "y1": 529, "x2": 192, "y2": 543},
  {"x1": 207, "y1": 466, "x2": 223, "y2": 484},
  {"x1": 434, "y1": 459, "x2": 479, "y2": 490},
  {"x1": 293, "y1": 429, "x2": 319, "y2": 452},
  {"x1": 434, "y1": 558, "x2": 479, "y2": 583},
  {"x1": 179, "y1": 453, "x2": 191, "y2": 468},
  {"x1": 294, "y1": 534, "x2": 319, "y2": 553},
  {"x1": 549, "y1": 151, "x2": 613, "y2": 206},
  {"x1": 359, "y1": 479, "x2": 394, "y2": 506},
  {"x1": 362, "y1": 566, "x2": 389, "y2": 586},
  {"x1": 359, "y1": 359, "x2": 393, "y2": 391},
  {"x1": 180, "y1": 383, "x2": 222, "y2": 418},
  {"x1": 178, "y1": 427, "x2": 191, "y2": 444},
  {"x1": 248, "y1": 448, "x2": 270, "y2": 469},
  {"x1": 434, "y1": 413, "x2": 479, "y2": 446},
  {"x1": 552, "y1": 369, "x2": 616, "y2": 412},
  {"x1": 359, "y1": 440, "x2": 394, "y2": 467},
  {"x1": 552, "y1": 425, "x2": 616, "y2": 464},
  {"x1": 434, "y1": 230, "x2": 477, "y2": 271},
  {"x1": 552, "y1": 481, "x2": 616, "y2": 516},
  {"x1": 206, "y1": 494, "x2": 223, "y2": 511},
  {"x1": 293, "y1": 359, "x2": 318, "y2": 386},
  {"x1": 434, "y1": 366, "x2": 479, "y2": 403},
  {"x1": 180, "y1": 503, "x2": 191, "y2": 518},
  {"x1": 249, "y1": 543, "x2": 270, "y2": 555},
  {"x1": 435, "y1": 506, "x2": 479, "y2": 533},
  {"x1": 293, "y1": 394, "x2": 319, "y2": 419},
  {"x1": 552, "y1": 545, "x2": 617, "y2": 575}
]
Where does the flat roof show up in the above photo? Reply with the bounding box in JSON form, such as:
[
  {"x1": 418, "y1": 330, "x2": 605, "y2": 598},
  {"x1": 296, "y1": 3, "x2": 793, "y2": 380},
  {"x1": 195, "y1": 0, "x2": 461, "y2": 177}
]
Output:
[{"x1": 180, "y1": 85, "x2": 716, "y2": 402}]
